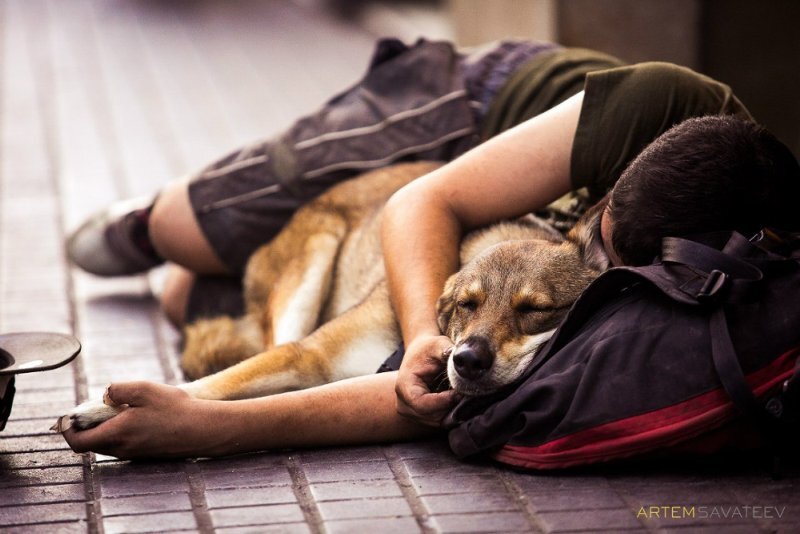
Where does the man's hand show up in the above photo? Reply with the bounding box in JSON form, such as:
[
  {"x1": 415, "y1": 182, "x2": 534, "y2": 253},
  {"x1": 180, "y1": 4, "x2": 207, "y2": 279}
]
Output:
[
  {"x1": 62, "y1": 381, "x2": 222, "y2": 460},
  {"x1": 395, "y1": 335, "x2": 460, "y2": 426}
]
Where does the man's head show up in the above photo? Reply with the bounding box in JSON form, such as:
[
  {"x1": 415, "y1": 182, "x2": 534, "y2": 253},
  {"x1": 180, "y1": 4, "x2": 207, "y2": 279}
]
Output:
[{"x1": 605, "y1": 115, "x2": 800, "y2": 266}]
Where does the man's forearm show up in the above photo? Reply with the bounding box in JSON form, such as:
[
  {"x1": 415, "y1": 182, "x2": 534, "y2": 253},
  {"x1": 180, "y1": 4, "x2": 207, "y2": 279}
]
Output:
[{"x1": 213, "y1": 372, "x2": 437, "y2": 455}]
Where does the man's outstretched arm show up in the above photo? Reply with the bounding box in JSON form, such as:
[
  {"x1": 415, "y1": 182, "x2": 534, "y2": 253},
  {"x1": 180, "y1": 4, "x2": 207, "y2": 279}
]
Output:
[{"x1": 63, "y1": 372, "x2": 435, "y2": 460}]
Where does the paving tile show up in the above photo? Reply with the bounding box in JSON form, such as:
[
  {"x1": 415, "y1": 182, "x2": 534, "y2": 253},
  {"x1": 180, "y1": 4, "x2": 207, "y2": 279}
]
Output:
[
  {"x1": 389, "y1": 438, "x2": 453, "y2": 459},
  {"x1": 95, "y1": 460, "x2": 183, "y2": 475},
  {"x1": 536, "y1": 508, "x2": 643, "y2": 532},
  {"x1": 1, "y1": 521, "x2": 88, "y2": 534},
  {"x1": 0, "y1": 449, "x2": 84, "y2": 469},
  {"x1": 8, "y1": 367, "x2": 76, "y2": 390},
  {"x1": 430, "y1": 512, "x2": 531, "y2": 532},
  {"x1": 411, "y1": 473, "x2": 506, "y2": 496},
  {"x1": 200, "y1": 465, "x2": 293, "y2": 489},
  {"x1": 209, "y1": 503, "x2": 306, "y2": 527},
  {"x1": 103, "y1": 511, "x2": 197, "y2": 533},
  {"x1": 3, "y1": 418, "x2": 68, "y2": 438},
  {"x1": 0, "y1": 483, "x2": 85, "y2": 507},
  {"x1": 195, "y1": 453, "x2": 286, "y2": 472},
  {"x1": 657, "y1": 525, "x2": 764, "y2": 534},
  {"x1": 326, "y1": 516, "x2": 422, "y2": 534},
  {"x1": 205, "y1": 485, "x2": 297, "y2": 508},
  {"x1": 0, "y1": 466, "x2": 85, "y2": 488},
  {"x1": 317, "y1": 497, "x2": 413, "y2": 520},
  {"x1": 98, "y1": 468, "x2": 190, "y2": 498},
  {"x1": 508, "y1": 472, "x2": 615, "y2": 494},
  {"x1": 402, "y1": 456, "x2": 498, "y2": 478},
  {"x1": 613, "y1": 480, "x2": 736, "y2": 506},
  {"x1": 79, "y1": 335, "x2": 162, "y2": 358},
  {"x1": 6, "y1": 401, "x2": 76, "y2": 421},
  {"x1": 727, "y1": 479, "x2": 800, "y2": 505},
  {"x1": 523, "y1": 488, "x2": 628, "y2": 512},
  {"x1": 310, "y1": 478, "x2": 405, "y2": 501},
  {"x1": 421, "y1": 492, "x2": 519, "y2": 515},
  {"x1": 301, "y1": 459, "x2": 396, "y2": 483},
  {"x1": 0, "y1": 502, "x2": 86, "y2": 526},
  {"x1": 1, "y1": 308, "x2": 72, "y2": 333},
  {"x1": 634, "y1": 504, "x2": 760, "y2": 530},
  {"x1": 13, "y1": 387, "x2": 75, "y2": 406},
  {"x1": 77, "y1": 311, "x2": 156, "y2": 338},
  {"x1": 216, "y1": 524, "x2": 311, "y2": 534},
  {"x1": 297, "y1": 446, "x2": 387, "y2": 464},
  {"x1": 101, "y1": 492, "x2": 193, "y2": 516}
]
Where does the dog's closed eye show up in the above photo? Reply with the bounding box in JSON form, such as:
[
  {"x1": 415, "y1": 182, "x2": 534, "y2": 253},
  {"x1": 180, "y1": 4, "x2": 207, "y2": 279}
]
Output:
[
  {"x1": 515, "y1": 302, "x2": 541, "y2": 314},
  {"x1": 515, "y1": 302, "x2": 571, "y2": 314},
  {"x1": 513, "y1": 290, "x2": 556, "y2": 314},
  {"x1": 457, "y1": 299, "x2": 478, "y2": 312}
]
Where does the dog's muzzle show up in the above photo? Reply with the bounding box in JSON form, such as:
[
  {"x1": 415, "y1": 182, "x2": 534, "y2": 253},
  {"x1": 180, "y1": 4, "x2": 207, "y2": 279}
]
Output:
[{"x1": 451, "y1": 336, "x2": 494, "y2": 381}]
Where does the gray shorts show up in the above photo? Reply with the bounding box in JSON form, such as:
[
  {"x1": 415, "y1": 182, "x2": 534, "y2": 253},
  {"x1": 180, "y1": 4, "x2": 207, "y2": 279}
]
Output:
[{"x1": 185, "y1": 38, "x2": 559, "y2": 321}]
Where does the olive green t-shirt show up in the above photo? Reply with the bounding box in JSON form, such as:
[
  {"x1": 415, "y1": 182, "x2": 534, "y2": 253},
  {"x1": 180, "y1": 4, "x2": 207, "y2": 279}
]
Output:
[
  {"x1": 482, "y1": 48, "x2": 625, "y2": 139},
  {"x1": 485, "y1": 49, "x2": 753, "y2": 202},
  {"x1": 571, "y1": 62, "x2": 754, "y2": 198}
]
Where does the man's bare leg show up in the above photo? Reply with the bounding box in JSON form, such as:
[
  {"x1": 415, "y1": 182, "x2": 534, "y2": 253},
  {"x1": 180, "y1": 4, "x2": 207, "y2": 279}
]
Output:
[{"x1": 150, "y1": 180, "x2": 228, "y2": 275}]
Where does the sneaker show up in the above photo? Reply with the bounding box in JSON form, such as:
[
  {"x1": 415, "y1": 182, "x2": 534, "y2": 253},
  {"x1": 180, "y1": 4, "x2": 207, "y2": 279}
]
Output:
[{"x1": 66, "y1": 196, "x2": 164, "y2": 277}]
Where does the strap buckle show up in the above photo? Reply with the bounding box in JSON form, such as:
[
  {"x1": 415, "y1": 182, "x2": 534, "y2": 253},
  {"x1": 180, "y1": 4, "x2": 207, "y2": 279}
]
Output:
[{"x1": 697, "y1": 269, "x2": 729, "y2": 303}]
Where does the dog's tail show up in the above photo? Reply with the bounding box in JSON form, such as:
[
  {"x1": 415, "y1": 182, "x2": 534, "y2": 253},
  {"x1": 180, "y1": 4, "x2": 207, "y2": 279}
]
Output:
[{"x1": 181, "y1": 315, "x2": 263, "y2": 380}]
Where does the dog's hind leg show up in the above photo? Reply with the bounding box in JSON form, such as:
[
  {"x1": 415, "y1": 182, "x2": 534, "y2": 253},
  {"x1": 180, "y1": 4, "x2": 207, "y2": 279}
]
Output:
[
  {"x1": 245, "y1": 213, "x2": 349, "y2": 349},
  {"x1": 179, "y1": 283, "x2": 400, "y2": 400},
  {"x1": 181, "y1": 216, "x2": 348, "y2": 379},
  {"x1": 264, "y1": 231, "x2": 345, "y2": 347}
]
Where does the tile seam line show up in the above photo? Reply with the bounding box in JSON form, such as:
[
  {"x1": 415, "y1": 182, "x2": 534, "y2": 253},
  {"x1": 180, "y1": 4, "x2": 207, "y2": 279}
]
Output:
[
  {"x1": 185, "y1": 461, "x2": 216, "y2": 533},
  {"x1": 382, "y1": 445, "x2": 437, "y2": 534},
  {"x1": 496, "y1": 470, "x2": 548, "y2": 533},
  {"x1": 285, "y1": 454, "x2": 326, "y2": 533}
]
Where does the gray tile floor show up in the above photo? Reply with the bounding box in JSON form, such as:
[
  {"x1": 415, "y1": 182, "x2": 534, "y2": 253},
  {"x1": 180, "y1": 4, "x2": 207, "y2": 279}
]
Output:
[{"x1": 0, "y1": 0, "x2": 798, "y2": 532}]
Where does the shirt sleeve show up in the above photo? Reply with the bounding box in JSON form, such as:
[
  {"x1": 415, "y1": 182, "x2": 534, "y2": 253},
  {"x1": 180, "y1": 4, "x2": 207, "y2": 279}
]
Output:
[{"x1": 570, "y1": 62, "x2": 754, "y2": 197}]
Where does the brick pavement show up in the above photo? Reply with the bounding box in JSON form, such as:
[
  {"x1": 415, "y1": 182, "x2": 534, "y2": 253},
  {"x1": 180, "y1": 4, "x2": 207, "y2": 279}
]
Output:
[{"x1": 0, "y1": 1, "x2": 798, "y2": 532}]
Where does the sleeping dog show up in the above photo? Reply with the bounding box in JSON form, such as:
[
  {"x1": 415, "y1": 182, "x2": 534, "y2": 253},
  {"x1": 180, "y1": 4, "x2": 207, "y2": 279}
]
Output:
[{"x1": 55, "y1": 162, "x2": 607, "y2": 431}]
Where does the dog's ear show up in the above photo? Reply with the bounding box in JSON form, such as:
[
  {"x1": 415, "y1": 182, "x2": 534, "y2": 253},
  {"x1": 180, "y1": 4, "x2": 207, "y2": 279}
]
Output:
[
  {"x1": 436, "y1": 274, "x2": 459, "y2": 333},
  {"x1": 567, "y1": 199, "x2": 610, "y2": 272}
]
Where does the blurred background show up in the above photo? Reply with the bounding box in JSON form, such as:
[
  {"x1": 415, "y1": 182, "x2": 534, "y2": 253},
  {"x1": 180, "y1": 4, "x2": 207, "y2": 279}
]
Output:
[{"x1": 330, "y1": 0, "x2": 800, "y2": 156}]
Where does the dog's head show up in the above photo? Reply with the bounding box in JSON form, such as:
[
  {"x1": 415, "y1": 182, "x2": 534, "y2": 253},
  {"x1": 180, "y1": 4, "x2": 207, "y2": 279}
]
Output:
[{"x1": 437, "y1": 209, "x2": 608, "y2": 396}]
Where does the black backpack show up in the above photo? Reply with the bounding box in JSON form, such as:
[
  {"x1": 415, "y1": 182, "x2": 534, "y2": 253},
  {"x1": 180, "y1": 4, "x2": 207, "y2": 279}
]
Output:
[{"x1": 446, "y1": 230, "x2": 800, "y2": 471}]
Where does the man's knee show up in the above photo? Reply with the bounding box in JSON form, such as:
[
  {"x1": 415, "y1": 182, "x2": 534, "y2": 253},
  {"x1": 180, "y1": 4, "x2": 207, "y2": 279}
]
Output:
[{"x1": 148, "y1": 181, "x2": 227, "y2": 273}]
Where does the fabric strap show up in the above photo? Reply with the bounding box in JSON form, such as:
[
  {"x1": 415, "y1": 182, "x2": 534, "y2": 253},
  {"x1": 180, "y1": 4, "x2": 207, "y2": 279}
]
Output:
[{"x1": 661, "y1": 236, "x2": 766, "y2": 418}]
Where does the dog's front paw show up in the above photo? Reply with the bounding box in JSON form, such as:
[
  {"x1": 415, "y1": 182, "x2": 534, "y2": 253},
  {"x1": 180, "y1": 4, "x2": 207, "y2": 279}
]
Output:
[{"x1": 51, "y1": 399, "x2": 123, "y2": 433}]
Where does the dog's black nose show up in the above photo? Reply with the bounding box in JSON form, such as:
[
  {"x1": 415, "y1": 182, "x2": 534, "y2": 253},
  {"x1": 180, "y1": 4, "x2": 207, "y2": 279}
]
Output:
[{"x1": 452, "y1": 337, "x2": 494, "y2": 381}]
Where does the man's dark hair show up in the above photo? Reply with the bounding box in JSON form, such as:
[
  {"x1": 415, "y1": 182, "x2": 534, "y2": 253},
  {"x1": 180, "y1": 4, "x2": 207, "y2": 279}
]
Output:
[{"x1": 608, "y1": 115, "x2": 800, "y2": 266}]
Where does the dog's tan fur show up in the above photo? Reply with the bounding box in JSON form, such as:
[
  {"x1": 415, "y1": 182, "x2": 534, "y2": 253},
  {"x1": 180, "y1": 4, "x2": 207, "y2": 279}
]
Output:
[{"x1": 56, "y1": 162, "x2": 607, "y2": 431}]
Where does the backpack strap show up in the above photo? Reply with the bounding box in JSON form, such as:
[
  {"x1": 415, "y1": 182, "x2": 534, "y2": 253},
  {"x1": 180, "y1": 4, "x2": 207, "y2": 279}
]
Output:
[
  {"x1": 709, "y1": 308, "x2": 763, "y2": 418},
  {"x1": 660, "y1": 232, "x2": 800, "y2": 474},
  {"x1": 662, "y1": 236, "x2": 766, "y2": 416},
  {"x1": 660, "y1": 235, "x2": 763, "y2": 304}
]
